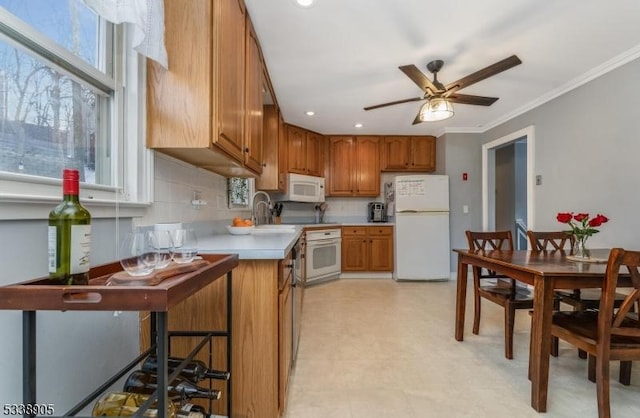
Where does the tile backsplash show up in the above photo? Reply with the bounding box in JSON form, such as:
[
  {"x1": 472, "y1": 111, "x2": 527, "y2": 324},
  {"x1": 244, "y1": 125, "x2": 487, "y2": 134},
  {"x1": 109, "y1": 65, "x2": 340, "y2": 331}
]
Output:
[
  {"x1": 135, "y1": 153, "x2": 250, "y2": 227},
  {"x1": 139, "y1": 154, "x2": 398, "y2": 228}
]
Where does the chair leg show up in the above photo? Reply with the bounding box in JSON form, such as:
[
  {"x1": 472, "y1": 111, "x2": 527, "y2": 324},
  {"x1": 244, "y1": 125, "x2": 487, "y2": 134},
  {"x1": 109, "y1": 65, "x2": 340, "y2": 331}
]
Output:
[
  {"x1": 472, "y1": 288, "x2": 481, "y2": 335},
  {"x1": 551, "y1": 336, "x2": 559, "y2": 357},
  {"x1": 595, "y1": 355, "x2": 611, "y2": 418},
  {"x1": 504, "y1": 302, "x2": 515, "y2": 359},
  {"x1": 619, "y1": 361, "x2": 632, "y2": 386},
  {"x1": 588, "y1": 354, "x2": 596, "y2": 383}
]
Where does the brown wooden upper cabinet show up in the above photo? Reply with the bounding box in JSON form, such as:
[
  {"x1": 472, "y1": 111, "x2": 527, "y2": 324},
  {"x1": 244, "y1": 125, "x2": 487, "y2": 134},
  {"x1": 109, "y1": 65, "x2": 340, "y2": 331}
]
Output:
[
  {"x1": 381, "y1": 136, "x2": 436, "y2": 172},
  {"x1": 256, "y1": 104, "x2": 287, "y2": 192},
  {"x1": 244, "y1": 18, "x2": 264, "y2": 174},
  {"x1": 147, "y1": 0, "x2": 267, "y2": 177},
  {"x1": 327, "y1": 136, "x2": 380, "y2": 197},
  {"x1": 286, "y1": 124, "x2": 324, "y2": 177}
]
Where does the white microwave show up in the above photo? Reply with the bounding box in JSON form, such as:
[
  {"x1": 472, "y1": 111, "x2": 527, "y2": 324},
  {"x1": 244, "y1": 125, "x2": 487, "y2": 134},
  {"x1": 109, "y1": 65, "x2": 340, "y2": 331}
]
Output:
[{"x1": 283, "y1": 173, "x2": 325, "y2": 203}]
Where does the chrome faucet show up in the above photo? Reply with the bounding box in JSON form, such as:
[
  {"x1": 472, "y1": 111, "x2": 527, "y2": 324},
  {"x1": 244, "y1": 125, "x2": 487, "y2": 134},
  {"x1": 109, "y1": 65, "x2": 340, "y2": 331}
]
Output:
[{"x1": 250, "y1": 191, "x2": 273, "y2": 226}]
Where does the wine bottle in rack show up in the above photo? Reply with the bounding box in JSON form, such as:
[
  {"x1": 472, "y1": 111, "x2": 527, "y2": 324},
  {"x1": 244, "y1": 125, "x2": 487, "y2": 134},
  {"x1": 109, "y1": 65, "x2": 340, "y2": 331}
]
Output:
[
  {"x1": 48, "y1": 168, "x2": 91, "y2": 285},
  {"x1": 123, "y1": 370, "x2": 221, "y2": 401},
  {"x1": 91, "y1": 391, "x2": 178, "y2": 417},
  {"x1": 142, "y1": 355, "x2": 230, "y2": 382}
]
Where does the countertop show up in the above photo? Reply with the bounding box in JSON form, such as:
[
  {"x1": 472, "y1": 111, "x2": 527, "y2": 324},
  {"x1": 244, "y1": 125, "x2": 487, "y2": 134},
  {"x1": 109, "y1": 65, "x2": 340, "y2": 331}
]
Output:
[
  {"x1": 196, "y1": 221, "x2": 394, "y2": 260},
  {"x1": 198, "y1": 226, "x2": 303, "y2": 260}
]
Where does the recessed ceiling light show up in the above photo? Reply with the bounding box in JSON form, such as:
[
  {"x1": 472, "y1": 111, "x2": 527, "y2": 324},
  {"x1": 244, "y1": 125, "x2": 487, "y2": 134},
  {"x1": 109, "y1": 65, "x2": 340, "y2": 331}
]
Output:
[
  {"x1": 354, "y1": 123, "x2": 363, "y2": 128},
  {"x1": 305, "y1": 111, "x2": 315, "y2": 116},
  {"x1": 295, "y1": 0, "x2": 315, "y2": 7}
]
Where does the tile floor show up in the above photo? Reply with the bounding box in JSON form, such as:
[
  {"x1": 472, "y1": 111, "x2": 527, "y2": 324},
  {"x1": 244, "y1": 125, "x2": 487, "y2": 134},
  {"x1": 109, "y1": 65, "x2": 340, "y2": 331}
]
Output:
[{"x1": 284, "y1": 278, "x2": 639, "y2": 418}]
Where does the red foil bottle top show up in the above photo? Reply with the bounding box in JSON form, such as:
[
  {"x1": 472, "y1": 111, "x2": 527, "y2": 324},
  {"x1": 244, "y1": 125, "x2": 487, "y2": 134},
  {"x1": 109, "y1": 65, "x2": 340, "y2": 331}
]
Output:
[{"x1": 62, "y1": 169, "x2": 80, "y2": 195}]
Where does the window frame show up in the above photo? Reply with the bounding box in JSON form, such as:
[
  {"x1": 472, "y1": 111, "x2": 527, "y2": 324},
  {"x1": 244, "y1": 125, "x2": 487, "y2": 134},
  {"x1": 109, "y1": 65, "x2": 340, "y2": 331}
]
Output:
[{"x1": 0, "y1": 6, "x2": 152, "y2": 220}]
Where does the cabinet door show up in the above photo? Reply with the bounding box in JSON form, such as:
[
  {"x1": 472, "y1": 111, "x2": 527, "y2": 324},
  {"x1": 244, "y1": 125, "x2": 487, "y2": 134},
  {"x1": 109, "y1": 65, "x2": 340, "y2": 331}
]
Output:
[
  {"x1": 381, "y1": 136, "x2": 410, "y2": 171},
  {"x1": 287, "y1": 125, "x2": 307, "y2": 174},
  {"x1": 278, "y1": 266, "x2": 292, "y2": 412},
  {"x1": 306, "y1": 131, "x2": 324, "y2": 177},
  {"x1": 328, "y1": 136, "x2": 355, "y2": 196},
  {"x1": 277, "y1": 114, "x2": 287, "y2": 191},
  {"x1": 244, "y1": 21, "x2": 263, "y2": 174},
  {"x1": 256, "y1": 105, "x2": 278, "y2": 190},
  {"x1": 410, "y1": 136, "x2": 436, "y2": 172},
  {"x1": 341, "y1": 233, "x2": 368, "y2": 271},
  {"x1": 354, "y1": 136, "x2": 380, "y2": 196},
  {"x1": 368, "y1": 227, "x2": 394, "y2": 271},
  {"x1": 216, "y1": 0, "x2": 246, "y2": 161}
]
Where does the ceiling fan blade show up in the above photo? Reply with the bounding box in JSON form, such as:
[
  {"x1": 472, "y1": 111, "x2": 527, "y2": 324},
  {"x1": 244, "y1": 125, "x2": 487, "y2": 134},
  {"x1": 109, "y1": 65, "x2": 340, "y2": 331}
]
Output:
[
  {"x1": 411, "y1": 109, "x2": 424, "y2": 125},
  {"x1": 399, "y1": 64, "x2": 439, "y2": 94},
  {"x1": 446, "y1": 93, "x2": 498, "y2": 106},
  {"x1": 445, "y1": 55, "x2": 522, "y2": 94},
  {"x1": 363, "y1": 96, "x2": 423, "y2": 111}
]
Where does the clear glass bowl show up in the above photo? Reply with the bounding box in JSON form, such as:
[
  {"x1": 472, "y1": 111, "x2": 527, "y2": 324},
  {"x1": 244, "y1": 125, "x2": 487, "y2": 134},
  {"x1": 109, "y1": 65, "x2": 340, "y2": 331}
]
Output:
[
  {"x1": 171, "y1": 229, "x2": 198, "y2": 264},
  {"x1": 119, "y1": 231, "x2": 159, "y2": 276}
]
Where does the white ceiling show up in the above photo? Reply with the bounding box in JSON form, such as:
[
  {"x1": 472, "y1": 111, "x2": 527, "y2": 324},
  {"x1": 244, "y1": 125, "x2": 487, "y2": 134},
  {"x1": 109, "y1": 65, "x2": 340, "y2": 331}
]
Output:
[{"x1": 244, "y1": 0, "x2": 640, "y2": 136}]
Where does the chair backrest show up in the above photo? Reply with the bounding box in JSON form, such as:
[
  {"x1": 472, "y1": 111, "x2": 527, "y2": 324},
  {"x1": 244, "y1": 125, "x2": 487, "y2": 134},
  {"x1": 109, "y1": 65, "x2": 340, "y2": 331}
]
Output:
[
  {"x1": 466, "y1": 230, "x2": 514, "y2": 252},
  {"x1": 600, "y1": 248, "x2": 640, "y2": 341},
  {"x1": 527, "y1": 230, "x2": 574, "y2": 252}
]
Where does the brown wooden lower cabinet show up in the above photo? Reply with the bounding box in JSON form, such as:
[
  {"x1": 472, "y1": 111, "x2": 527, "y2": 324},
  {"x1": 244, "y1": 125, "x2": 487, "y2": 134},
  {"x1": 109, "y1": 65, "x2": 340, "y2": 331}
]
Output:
[{"x1": 341, "y1": 226, "x2": 394, "y2": 272}]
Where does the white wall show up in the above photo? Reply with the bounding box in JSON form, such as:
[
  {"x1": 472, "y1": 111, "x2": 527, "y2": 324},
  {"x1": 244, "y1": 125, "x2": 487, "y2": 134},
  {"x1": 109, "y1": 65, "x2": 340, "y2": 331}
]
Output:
[{"x1": 482, "y1": 56, "x2": 640, "y2": 249}]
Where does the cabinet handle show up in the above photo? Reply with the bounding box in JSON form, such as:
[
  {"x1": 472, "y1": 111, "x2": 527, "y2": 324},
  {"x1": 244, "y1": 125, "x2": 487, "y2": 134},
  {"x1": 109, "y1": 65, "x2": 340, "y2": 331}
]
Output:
[{"x1": 245, "y1": 147, "x2": 249, "y2": 153}]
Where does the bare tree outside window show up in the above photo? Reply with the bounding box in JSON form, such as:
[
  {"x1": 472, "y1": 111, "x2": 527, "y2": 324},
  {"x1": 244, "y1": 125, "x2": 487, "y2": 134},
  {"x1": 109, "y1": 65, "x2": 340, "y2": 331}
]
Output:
[{"x1": 0, "y1": 0, "x2": 112, "y2": 185}]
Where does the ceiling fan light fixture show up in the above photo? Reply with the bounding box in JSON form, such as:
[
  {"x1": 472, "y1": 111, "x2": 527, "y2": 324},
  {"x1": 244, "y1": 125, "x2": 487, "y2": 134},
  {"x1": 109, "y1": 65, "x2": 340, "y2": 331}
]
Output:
[{"x1": 419, "y1": 98, "x2": 454, "y2": 122}]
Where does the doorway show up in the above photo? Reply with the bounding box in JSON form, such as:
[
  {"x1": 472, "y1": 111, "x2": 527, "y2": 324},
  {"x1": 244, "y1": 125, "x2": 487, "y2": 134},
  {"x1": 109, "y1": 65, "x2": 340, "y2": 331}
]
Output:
[{"x1": 482, "y1": 126, "x2": 535, "y2": 249}]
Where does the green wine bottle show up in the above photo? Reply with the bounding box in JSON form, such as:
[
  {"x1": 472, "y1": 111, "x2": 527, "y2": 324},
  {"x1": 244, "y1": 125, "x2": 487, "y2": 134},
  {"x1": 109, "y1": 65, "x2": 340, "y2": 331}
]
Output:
[{"x1": 48, "y1": 169, "x2": 91, "y2": 285}]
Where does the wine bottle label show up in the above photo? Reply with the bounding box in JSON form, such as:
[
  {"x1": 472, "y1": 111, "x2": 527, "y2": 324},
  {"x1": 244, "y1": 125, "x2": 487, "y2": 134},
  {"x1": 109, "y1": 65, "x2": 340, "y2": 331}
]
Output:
[
  {"x1": 70, "y1": 224, "x2": 91, "y2": 274},
  {"x1": 48, "y1": 226, "x2": 57, "y2": 273}
]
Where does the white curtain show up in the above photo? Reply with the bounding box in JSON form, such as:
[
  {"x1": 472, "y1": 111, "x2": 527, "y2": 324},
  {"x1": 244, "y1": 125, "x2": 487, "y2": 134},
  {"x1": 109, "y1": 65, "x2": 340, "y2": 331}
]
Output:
[{"x1": 81, "y1": 0, "x2": 168, "y2": 68}]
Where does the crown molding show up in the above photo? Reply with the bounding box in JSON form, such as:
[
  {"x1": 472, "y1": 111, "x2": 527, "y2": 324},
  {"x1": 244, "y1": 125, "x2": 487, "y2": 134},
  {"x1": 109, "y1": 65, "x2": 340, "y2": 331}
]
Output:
[{"x1": 442, "y1": 44, "x2": 640, "y2": 137}]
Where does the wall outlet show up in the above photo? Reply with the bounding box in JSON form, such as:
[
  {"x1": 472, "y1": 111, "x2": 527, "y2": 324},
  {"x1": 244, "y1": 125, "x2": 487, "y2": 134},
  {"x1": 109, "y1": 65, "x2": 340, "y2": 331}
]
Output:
[{"x1": 536, "y1": 175, "x2": 542, "y2": 186}]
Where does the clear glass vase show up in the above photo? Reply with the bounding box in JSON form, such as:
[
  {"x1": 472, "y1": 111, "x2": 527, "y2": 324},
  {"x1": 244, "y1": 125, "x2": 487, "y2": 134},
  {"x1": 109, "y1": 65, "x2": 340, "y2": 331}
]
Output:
[{"x1": 572, "y1": 236, "x2": 590, "y2": 259}]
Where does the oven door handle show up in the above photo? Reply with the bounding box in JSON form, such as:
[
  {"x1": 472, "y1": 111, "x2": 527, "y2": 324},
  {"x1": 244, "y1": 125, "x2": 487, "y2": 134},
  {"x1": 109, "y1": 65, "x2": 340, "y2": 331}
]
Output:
[{"x1": 307, "y1": 238, "x2": 341, "y2": 246}]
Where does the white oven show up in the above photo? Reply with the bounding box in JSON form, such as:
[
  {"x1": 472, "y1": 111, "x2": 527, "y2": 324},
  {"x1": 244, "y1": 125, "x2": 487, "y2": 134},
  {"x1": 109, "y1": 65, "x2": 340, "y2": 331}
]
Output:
[{"x1": 305, "y1": 228, "x2": 341, "y2": 284}]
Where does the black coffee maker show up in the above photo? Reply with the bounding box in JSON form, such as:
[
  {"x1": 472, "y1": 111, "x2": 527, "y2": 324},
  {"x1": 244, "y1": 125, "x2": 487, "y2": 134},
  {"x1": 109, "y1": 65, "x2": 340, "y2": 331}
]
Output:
[{"x1": 368, "y1": 202, "x2": 386, "y2": 222}]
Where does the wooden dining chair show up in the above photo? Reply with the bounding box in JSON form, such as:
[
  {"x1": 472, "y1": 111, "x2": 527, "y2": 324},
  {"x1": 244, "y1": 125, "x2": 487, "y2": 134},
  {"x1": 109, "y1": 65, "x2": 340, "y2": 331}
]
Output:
[
  {"x1": 550, "y1": 247, "x2": 640, "y2": 418},
  {"x1": 527, "y1": 230, "x2": 631, "y2": 358},
  {"x1": 466, "y1": 230, "x2": 533, "y2": 359},
  {"x1": 527, "y1": 230, "x2": 574, "y2": 356}
]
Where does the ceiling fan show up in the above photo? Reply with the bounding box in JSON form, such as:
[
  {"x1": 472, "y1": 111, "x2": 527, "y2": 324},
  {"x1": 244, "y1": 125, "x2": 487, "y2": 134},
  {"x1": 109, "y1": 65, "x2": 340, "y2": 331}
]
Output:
[{"x1": 364, "y1": 55, "x2": 522, "y2": 124}]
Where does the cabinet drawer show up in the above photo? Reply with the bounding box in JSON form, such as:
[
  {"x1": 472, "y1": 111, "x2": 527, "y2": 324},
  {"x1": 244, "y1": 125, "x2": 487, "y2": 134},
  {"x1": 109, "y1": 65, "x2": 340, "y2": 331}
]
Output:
[
  {"x1": 368, "y1": 226, "x2": 393, "y2": 236},
  {"x1": 342, "y1": 226, "x2": 367, "y2": 236}
]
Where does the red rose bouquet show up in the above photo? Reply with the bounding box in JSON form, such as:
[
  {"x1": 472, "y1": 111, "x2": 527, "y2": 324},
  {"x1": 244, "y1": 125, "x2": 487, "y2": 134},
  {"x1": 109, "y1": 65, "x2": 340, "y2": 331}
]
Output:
[{"x1": 556, "y1": 212, "x2": 609, "y2": 258}]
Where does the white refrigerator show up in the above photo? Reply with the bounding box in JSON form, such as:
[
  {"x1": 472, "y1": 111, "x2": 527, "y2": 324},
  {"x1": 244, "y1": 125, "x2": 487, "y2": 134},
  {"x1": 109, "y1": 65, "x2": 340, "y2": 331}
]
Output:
[{"x1": 393, "y1": 175, "x2": 450, "y2": 281}]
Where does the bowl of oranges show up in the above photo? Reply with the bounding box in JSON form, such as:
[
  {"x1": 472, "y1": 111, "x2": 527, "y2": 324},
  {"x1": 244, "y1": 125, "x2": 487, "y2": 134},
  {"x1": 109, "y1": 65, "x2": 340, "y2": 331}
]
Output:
[{"x1": 227, "y1": 217, "x2": 255, "y2": 235}]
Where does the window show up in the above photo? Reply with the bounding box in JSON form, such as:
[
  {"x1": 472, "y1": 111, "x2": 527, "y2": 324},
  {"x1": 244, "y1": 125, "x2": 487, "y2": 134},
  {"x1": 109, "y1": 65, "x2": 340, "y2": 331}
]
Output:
[{"x1": 0, "y1": 0, "x2": 151, "y2": 218}]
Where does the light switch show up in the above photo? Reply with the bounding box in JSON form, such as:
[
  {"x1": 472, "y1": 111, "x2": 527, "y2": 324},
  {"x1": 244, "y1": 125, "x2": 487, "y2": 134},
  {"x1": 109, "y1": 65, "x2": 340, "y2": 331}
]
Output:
[{"x1": 463, "y1": 205, "x2": 469, "y2": 214}]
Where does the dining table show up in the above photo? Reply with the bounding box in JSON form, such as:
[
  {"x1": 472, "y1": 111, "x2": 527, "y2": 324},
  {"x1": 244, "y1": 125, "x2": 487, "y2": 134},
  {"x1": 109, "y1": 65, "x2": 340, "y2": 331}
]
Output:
[{"x1": 453, "y1": 248, "x2": 614, "y2": 413}]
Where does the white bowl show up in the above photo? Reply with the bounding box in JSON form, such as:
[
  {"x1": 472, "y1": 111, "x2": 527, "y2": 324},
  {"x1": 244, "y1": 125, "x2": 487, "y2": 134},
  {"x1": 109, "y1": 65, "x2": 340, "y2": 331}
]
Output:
[{"x1": 227, "y1": 225, "x2": 255, "y2": 235}]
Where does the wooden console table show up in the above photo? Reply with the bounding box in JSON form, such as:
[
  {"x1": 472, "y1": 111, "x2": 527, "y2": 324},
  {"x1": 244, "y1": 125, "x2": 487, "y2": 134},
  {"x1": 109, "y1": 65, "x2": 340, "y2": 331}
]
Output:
[{"x1": 0, "y1": 253, "x2": 238, "y2": 418}]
